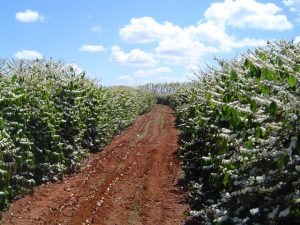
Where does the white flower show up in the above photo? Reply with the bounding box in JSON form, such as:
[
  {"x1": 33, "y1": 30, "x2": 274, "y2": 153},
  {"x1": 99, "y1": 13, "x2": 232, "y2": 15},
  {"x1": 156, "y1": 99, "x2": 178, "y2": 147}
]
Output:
[
  {"x1": 268, "y1": 208, "x2": 279, "y2": 219},
  {"x1": 255, "y1": 176, "x2": 264, "y2": 183},
  {"x1": 250, "y1": 208, "x2": 259, "y2": 215},
  {"x1": 225, "y1": 192, "x2": 231, "y2": 199},
  {"x1": 222, "y1": 159, "x2": 231, "y2": 164},
  {"x1": 221, "y1": 128, "x2": 231, "y2": 134},
  {"x1": 240, "y1": 147, "x2": 248, "y2": 154},
  {"x1": 190, "y1": 210, "x2": 201, "y2": 217},
  {"x1": 278, "y1": 207, "x2": 290, "y2": 217},
  {"x1": 290, "y1": 136, "x2": 297, "y2": 149},
  {"x1": 214, "y1": 215, "x2": 228, "y2": 223},
  {"x1": 202, "y1": 156, "x2": 211, "y2": 161},
  {"x1": 291, "y1": 114, "x2": 297, "y2": 121},
  {"x1": 269, "y1": 136, "x2": 277, "y2": 146}
]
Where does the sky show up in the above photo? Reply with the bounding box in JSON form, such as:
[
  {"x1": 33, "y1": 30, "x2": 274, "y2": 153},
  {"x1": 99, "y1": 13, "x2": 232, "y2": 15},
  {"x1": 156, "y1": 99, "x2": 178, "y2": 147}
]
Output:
[{"x1": 1, "y1": 0, "x2": 299, "y2": 86}]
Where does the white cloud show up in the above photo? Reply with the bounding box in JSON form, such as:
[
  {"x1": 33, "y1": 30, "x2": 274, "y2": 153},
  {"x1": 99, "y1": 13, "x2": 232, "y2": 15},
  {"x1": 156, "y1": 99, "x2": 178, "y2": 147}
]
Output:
[
  {"x1": 116, "y1": 0, "x2": 289, "y2": 69},
  {"x1": 119, "y1": 16, "x2": 266, "y2": 65},
  {"x1": 16, "y1": 9, "x2": 44, "y2": 23},
  {"x1": 283, "y1": 0, "x2": 300, "y2": 22},
  {"x1": 14, "y1": 50, "x2": 43, "y2": 60},
  {"x1": 134, "y1": 67, "x2": 171, "y2": 77},
  {"x1": 119, "y1": 17, "x2": 217, "y2": 64},
  {"x1": 154, "y1": 34, "x2": 218, "y2": 64},
  {"x1": 120, "y1": 17, "x2": 182, "y2": 43},
  {"x1": 188, "y1": 20, "x2": 266, "y2": 51},
  {"x1": 283, "y1": 0, "x2": 300, "y2": 11},
  {"x1": 205, "y1": 0, "x2": 292, "y2": 30},
  {"x1": 110, "y1": 45, "x2": 158, "y2": 66},
  {"x1": 79, "y1": 44, "x2": 105, "y2": 52},
  {"x1": 295, "y1": 36, "x2": 300, "y2": 43},
  {"x1": 91, "y1": 25, "x2": 102, "y2": 33}
]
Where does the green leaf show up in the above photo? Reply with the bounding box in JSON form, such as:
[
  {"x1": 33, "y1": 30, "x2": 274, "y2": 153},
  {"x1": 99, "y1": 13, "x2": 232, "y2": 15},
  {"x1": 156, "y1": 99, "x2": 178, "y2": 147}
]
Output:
[
  {"x1": 255, "y1": 67, "x2": 262, "y2": 78},
  {"x1": 206, "y1": 92, "x2": 211, "y2": 101},
  {"x1": 293, "y1": 65, "x2": 300, "y2": 72},
  {"x1": 222, "y1": 104, "x2": 229, "y2": 114},
  {"x1": 244, "y1": 58, "x2": 251, "y2": 68},
  {"x1": 256, "y1": 49, "x2": 267, "y2": 61},
  {"x1": 237, "y1": 95, "x2": 247, "y2": 103},
  {"x1": 250, "y1": 100, "x2": 258, "y2": 112},
  {"x1": 246, "y1": 140, "x2": 253, "y2": 149},
  {"x1": 249, "y1": 65, "x2": 261, "y2": 78},
  {"x1": 229, "y1": 163, "x2": 235, "y2": 170},
  {"x1": 191, "y1": 88, "x2": 196, "y2": 101},
  {"x1": 223, "y1": 173, "x2": 230, "y2": 187},
  {"x1": 278, "y1": 154, "x2": 286, "y2": 170},
  {"x1": 10, "y1": 74, "x2": 17, "y2": 83},
  {"x1": 268, "y1": 101, "x2": 277, "y2": 117},
  {"x1": 255, "y1": 127, "x2": 262, "y2": 140},
  {"x1": 230, "y1": 70, "x2": 238, "y2": 81},
  {"x1": 208, "y1": 174, "x2": 214, "y2": 185},
  {"x1": 261, "y1": 128, "x2": 268, "y2": 139},
  {"x1": 262, "y1": 68, "x2": 273, "y2": 80},
  {"x1": 260, "y1": 84, "x2": 270, "y2": 95},
  {"x1": 277, "y1": 57, "x2": 283, "y2": 67},
  {"x1": 0, "y1": 117, "x2": 4, "y2": 128},
  {"x1": 223, "y1": 93, "x2": 231, "y2": 103},
  {"x1": 288, "y1": 75, "x2": 296, "y2": 88},
  {"x1": 210, "y1": 101, "x2": 216, "y2": 110}
]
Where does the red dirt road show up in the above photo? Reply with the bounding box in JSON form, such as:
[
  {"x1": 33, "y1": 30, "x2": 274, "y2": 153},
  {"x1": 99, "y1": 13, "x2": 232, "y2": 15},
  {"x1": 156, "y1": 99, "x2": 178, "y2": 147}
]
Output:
[{"x1": 1, "y1": 105, "x2": 188, "y2": 225}]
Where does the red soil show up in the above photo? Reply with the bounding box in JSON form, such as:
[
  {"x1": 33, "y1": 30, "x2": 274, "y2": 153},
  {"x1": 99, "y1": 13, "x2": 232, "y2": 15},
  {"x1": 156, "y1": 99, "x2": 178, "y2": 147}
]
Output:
[{"x1": 1, "y1": 105, "x2": 188, "y2": 225}]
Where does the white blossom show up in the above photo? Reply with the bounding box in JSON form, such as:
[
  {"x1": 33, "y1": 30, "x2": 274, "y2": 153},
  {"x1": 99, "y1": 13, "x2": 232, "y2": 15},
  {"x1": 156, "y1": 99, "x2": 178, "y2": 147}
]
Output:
[
  {"x1": 278, "y1": 207, "x2": 290, "y2": 217},
  {"x1": 250, "y1": 208, "x2": 259, "y2": 215}
]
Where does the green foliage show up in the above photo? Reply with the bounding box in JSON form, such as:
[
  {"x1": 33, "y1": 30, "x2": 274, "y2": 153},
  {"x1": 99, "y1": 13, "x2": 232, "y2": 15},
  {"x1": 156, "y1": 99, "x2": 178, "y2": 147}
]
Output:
[
  {"x1": 0, "y1": 59, "x2": 156, "y2": 213},
  {"x1": 170, "y1": 40, "x2": 300, "y2": 224}
]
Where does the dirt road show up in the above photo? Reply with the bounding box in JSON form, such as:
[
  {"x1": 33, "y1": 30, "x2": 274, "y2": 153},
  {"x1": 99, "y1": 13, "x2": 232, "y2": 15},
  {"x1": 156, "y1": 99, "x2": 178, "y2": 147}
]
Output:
[{"x1": 1, "y1": 105, "x2": 188, "y2": 225}]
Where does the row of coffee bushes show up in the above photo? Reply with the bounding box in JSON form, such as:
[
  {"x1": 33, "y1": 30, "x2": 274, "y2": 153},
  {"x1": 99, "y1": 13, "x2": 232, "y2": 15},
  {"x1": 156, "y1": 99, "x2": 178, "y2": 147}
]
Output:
[
  {"x1": 170, "y1": 41, "x2": 300, "y2": 224},
  {"x1": 0, "y1": 59, "x2": 156, "y2": 212}
]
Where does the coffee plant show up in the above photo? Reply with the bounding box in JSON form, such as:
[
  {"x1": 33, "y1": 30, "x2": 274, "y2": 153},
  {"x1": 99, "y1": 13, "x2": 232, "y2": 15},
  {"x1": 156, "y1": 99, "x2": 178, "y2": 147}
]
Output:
[
  {"x1": 170, "y1": 40, "x2": 300, "y2": 224},
  {"x1": 0, "y1": 59, "x2": 155, "y2": 213}
]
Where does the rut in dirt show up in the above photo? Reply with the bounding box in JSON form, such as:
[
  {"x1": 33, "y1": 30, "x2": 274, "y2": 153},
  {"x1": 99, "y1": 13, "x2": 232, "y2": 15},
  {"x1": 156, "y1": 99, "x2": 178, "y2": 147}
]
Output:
[{"x1": 1, "y1": 105, "x2": 189, "y2": 225}]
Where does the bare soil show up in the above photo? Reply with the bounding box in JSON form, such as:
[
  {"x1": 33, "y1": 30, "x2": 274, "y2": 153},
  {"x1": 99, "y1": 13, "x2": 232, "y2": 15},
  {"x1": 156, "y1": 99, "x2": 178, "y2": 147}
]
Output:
[{"x1": 1, "y1": 105, "x2": 188, "y2": 225}]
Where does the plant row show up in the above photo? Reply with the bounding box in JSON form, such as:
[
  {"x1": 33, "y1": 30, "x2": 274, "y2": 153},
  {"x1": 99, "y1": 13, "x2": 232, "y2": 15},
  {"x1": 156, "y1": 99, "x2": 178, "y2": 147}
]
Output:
[
  {"x1": 170, "y1": 41, "x2": 300, "y2": 224},
  {"x1": 0, "y1": 59, "x2": 156, "y2": 212}
]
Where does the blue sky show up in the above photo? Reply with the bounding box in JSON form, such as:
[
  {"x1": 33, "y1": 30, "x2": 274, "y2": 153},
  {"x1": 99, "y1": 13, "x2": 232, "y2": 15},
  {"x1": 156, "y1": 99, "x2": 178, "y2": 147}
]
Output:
[{"x1": 1, "y1": 0, "x2": 299, "y2": 86}]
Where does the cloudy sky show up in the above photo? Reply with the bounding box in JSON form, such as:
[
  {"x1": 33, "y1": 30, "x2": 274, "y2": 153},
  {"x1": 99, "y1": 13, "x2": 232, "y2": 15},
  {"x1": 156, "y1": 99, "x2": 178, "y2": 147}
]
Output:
[{"x1": 1, "y1": 0, "x2": 299, "y2": 85}]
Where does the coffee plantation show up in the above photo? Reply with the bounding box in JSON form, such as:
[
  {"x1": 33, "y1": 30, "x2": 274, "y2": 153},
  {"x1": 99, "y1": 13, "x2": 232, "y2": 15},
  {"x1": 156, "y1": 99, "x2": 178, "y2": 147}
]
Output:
[{"x1": 1, "y1": 40, "x2": 299, "y2": 225}]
